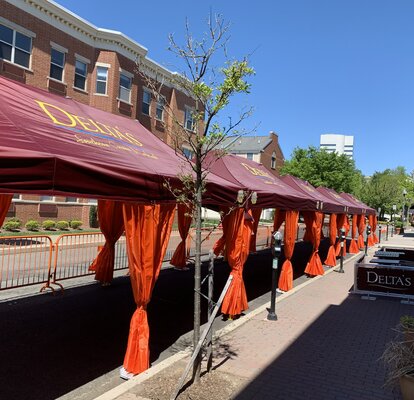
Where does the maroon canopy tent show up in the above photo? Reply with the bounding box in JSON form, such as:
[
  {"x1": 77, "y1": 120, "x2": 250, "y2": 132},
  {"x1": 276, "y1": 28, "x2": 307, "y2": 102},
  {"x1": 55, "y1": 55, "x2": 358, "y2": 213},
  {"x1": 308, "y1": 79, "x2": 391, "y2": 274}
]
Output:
[
  {"x1": 316, "y1": 187, "x2": 362, "y2": 215},
  {"x1": 205, "y1": 153, "x2": 319, "y2": 211},
  {"x1": 0, "y1": 76, "x2": 239, "y2": 205},
  {"x1": 340, "y1": 192, "x2": 375, "y2": 215},
  {"x1": 280, "y1": 175, "x2": 346, "y2": 214}
]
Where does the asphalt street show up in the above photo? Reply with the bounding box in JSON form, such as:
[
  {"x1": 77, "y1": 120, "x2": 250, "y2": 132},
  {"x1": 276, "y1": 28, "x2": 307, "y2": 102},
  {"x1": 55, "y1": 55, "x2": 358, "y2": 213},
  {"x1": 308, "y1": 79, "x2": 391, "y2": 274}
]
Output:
[{"x1": 0, "y1": 237, "x2": 338, "y2": 400}]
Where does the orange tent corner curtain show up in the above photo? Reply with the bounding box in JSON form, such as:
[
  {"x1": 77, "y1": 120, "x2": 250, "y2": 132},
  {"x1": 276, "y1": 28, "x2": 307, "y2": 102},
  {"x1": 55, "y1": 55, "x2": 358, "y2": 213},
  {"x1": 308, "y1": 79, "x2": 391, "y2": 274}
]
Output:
[
  {"x1": 324, "y1": 214, "x2": 337, "y2": 267},
  {"x1": 304, "y1": 211, "x2": 324, "y2": 276},
  {"x1": 122, "y1": 203, "x2": 175, "y2": 375},
  {"x1": 0, "y1": 194, "x2": 12, "y2": 227},
  {"x1": 213, "y1": 206, "x2": 230, "y2": 256},
  {"x1": 357, "y1": 214, "x2": 366, "y2": 249},
  {"x1": 278, "y1": 210, "x2": 299, "y2": 292},
  {"x1": 88, "y1": 200, "x2": 124, "y2": 283},
  {"x1": 221, "y1": 208, "x2": 253, "y2": 316},
  {"x1": 170, "y1": 204, "x2": 193, "y2": 268},
  {"x1": 348, "y1": 214, "x2": 360, "y2": 254}
]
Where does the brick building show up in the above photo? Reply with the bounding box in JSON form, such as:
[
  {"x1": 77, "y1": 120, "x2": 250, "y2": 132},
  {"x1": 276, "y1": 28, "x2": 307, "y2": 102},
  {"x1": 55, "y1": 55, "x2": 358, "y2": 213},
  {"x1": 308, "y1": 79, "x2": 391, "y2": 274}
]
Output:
[
  {"x1": 216, "y1": 131, "x2": 285, "y2": 176},
  {"x1": 0, "y1": 0, "x2": 199, "y2": 227}
]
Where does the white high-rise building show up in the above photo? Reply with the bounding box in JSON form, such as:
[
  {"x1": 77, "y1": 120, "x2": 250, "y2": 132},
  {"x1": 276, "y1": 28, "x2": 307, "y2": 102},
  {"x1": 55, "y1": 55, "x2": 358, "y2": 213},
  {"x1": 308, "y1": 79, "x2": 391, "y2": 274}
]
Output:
[{"x1": 320, "y1": 134, "x2": 354, "y2": 159}]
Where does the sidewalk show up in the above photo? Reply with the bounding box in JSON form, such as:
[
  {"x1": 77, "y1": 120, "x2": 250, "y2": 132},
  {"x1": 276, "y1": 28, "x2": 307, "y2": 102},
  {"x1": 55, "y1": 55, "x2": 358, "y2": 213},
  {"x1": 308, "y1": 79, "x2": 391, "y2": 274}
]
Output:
[{"x1": 102, "y1": 231, "x2": 414, "y2": 400}]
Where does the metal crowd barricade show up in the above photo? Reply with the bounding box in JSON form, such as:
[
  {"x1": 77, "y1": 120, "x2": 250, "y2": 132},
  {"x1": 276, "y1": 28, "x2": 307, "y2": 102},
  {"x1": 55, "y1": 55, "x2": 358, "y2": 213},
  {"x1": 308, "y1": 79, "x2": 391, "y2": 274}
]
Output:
[
  {"x1": 0, "y1": 235, "x2": 53, "y2": 291},
  {"x1": 43, "y1": 232, "x2": 127, "y2": 293}
]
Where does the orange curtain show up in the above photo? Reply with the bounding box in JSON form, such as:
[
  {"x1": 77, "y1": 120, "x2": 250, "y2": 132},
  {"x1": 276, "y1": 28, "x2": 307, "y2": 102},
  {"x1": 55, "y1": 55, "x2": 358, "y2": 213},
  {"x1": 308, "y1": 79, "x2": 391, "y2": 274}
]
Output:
[
  {"x1": 213, "y1": 207, "x2": 230, "y2": 256},
  {"x1": 349, "y1": 214, "x2": 359, "y2": 253},
  {"x1": 0, "y1": 194, "x2": 13, "y2": 227},
  {"x1": 221, "y1": 208, "x2": 253, "y2": 317},
  {"x1": 367, "y1": 214, "x2": 376, "y2": 246},
  {"x1": 89, "y1": 200, "x2": 124, "y2": 283},
  {"x1": 324, "y1": 214, "x2": 337, "y2": 267},
  {"x1": 373, "y1": 215, "x2": 379, "y2": 243},
  {"x1": 304, "y1": 211, "x2": 324, "y2": 276},
  {"x1": 357, "y1": 214, "x2": 366, "y2": 249},
  {"x1": 122, "y1": 203, "x2": 175, "y2": 375},
  {"x1": 278, "y1": 210, "x2": 299, "y2": 291},
  {"x1": 335, "y1": 214, "x2": 348, "y2": 257},
  {"x1": 302, "y1": 212, "x2": 314, "y2": 242},
  {"x1": 273, "y1": 209, "x2": 286, "y2": 232},
  {"x1": 170, "y1": 204, "x2": 193, "y2": 269}
]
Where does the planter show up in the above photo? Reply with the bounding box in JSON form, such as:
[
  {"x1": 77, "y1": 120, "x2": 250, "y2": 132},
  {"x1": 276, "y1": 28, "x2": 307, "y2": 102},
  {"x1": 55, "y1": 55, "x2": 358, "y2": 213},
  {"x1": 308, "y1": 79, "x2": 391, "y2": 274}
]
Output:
[{"x1": 400, "y1": 374, "x2": 414, "y2": 400}]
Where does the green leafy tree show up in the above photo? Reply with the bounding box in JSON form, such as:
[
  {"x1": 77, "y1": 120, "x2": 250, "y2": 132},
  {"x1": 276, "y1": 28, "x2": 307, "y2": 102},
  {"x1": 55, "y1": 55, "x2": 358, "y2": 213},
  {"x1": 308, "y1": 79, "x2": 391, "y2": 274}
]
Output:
[
  {"x1": 280, "y1": 146, "x2": 361, "y2": 193},
  {"x1": 136, "y1": 14, "x2": 254, "y2": 382}
]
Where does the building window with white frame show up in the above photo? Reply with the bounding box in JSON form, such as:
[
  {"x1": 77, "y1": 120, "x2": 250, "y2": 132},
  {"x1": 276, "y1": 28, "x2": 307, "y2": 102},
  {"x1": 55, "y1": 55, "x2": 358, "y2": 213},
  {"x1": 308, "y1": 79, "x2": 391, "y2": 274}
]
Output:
[
  {"x1": 156, "y1": 96, "x2": 165, "y2": 121},
  {"x1": 246, "y1": 153, "x2": 253, "y2": 161},
  {"x1": 50, "y1": 47, "x2": 65, "y2": 81},
  {"x1": 119, "y1": 72, "x2": 132, "y2": 103},
  {"x1": 142, "y1": 89, "x2": 151, "y2": 115},
  {"x1": 40, "y1": 195, "x2": 54, "y2": 202},
  {"x1": 271, "y1": 152, "x2": 277, "y2": 169},
  {"x1": 0, "y1": 23, "x2": 32, "y2": 68},
  {"x1": 182, "y1": 147, "x2": 194, "y2": 159},
  {"x1": 74, "y1": 59, "x2": 87, "y2": 91},
  {"x1": 95, "y1": 66, "x2": 108, "y2": 94},
  {"x1": 184, "y1": 106, "x2": 195, "y2": 132},
  {"x1": 65, "y1": 197, "x2": 78, "y2": 203}
]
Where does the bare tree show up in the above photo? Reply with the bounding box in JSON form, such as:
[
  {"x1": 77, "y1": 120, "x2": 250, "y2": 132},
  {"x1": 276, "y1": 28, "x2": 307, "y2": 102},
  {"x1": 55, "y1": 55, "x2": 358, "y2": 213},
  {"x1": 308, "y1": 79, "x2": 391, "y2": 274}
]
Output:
[{"x1": 136, "y1": 13, "x2": 254, "y2": 382}]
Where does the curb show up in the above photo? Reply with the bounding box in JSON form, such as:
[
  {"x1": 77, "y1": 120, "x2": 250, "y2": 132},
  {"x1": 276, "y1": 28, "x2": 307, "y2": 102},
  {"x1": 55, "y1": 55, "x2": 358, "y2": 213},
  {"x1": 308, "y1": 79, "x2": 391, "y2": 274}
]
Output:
[{"x1": 94, "y1": 250, "x2": 364, "y2": 400}]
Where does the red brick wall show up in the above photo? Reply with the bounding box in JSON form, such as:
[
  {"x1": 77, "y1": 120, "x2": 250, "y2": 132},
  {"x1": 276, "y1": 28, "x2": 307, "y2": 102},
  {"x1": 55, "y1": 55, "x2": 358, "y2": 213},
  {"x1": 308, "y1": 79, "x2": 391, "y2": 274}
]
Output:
[{"x1": 259, "y1": 132, "x2": 285, "y2": 176}]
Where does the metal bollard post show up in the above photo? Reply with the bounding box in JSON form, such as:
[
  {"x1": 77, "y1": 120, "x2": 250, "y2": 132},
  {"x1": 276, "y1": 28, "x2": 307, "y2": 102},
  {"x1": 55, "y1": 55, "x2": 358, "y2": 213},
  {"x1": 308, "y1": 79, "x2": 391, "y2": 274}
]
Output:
[
  {"x1": 378, "y1": 225, "x2": 382, "y2": 243},
  {"x1": 267, "y1": 231, "x2": 282, "y2": 321},
  {"x1": 386, "y1": 223, "x2": 389, "y2": 241},
  {"x1": 338, "y1": 227, "x2": 346, "y2": 273}
]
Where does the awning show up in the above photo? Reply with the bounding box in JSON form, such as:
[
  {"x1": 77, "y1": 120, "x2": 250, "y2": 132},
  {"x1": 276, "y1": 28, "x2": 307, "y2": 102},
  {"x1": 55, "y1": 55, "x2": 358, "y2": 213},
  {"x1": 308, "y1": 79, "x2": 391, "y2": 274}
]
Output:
[
  {"x1": 316, "y1": 186, "x2": 362, "y2": 214},
  {"x1": 204, "y1": 153, "x2": 319, "y2": 210},
  {"x1": 280, "y1": 175, "x2": 346, "y2": 214},
  {"x1": 0, "y1": 76, "x2": 239, "y2": 204},
  {"x1": 340, "y1": 192, "x2": 376, "y2": 215}
]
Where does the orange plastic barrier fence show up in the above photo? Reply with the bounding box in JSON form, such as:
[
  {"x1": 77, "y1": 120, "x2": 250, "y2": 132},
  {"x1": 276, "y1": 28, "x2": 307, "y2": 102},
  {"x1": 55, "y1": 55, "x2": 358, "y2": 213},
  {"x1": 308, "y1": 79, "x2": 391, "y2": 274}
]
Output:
[{"x1": 0, "y1": 235, "x2": 53, "y2": 291}]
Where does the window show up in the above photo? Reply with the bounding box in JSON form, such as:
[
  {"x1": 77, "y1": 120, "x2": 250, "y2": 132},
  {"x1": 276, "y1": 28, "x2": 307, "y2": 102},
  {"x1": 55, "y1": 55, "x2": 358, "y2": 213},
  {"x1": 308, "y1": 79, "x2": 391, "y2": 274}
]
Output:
[
  {"x1": 156, "y1": 97, "x2": 165, "y2": 121},
  {"x1": 0, "y1": 24, "x2": 32, "y2": 68},
  {"x1": 182, "y1": 147, "x2": 194, "y2": 159},
  {"x1": 87, "y1": 198, "x2": 98, "y2": 205},
  {"x1": 74, "y1": 59, "x2": 87, "y2": 91},
  {"x1": 271, "y1": 152, "x2": 276, "y2": 169},
  {"x1": 96, "y1": 66, "x2": 108, "y2": 94},
  {"x1": 50, "y1": 48, "x2": 65, "y2": 81},
  {"x1": 40, "y1": 195, "x2": 54, "y2": 202},
  {"x1": 12, "y1": 194, "x2": 21, "y2": 200},
  {"x1": 184, "y1": 107, "x2": 195, "y2": 131},
  {"x1": 246, "y1": 153, "x2": 253, "y2": 160},
  {"x1": 142, "y1": 89, "x2": 151, "y2": 115},
  {"x1": 65, "y1": 197, "x2": 78, "y2": 203},
  {"x1": 119, "y1": 72, "x2": 132, "y2": 103}
]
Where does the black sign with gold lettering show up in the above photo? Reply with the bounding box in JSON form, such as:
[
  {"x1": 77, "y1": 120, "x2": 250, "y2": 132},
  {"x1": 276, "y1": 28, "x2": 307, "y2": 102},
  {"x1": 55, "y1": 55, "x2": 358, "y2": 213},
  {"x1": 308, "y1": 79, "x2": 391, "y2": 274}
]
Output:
[{"x1": 357, "y1": 265, "x2": 414, "y2": 295}]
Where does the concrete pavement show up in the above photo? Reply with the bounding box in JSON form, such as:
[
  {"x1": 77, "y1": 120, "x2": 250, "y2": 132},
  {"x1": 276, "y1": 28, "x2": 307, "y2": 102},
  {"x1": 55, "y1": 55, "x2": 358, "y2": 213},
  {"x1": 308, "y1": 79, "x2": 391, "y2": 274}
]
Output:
[{"x1": 106, "y1": 231, "x2": 414, "y2": 400}]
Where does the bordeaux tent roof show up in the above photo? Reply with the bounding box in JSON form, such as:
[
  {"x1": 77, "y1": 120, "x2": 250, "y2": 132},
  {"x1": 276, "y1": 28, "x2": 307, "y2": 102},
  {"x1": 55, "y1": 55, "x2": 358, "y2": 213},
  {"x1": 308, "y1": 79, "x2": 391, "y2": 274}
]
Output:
[
  {"x1": 315, "y1": 186, "x2": 362, "y2": 215},
  {"x1": 0, "y1": 76, "x2": 239, "y2": 205},
  {"x1": 340, "y1": 192, "x2": 376, "y2": 215},
  {"x1": 204, "y1": 153, "x2": 319, "y2": 211},
  {"x1": 280, "y1": 175, "x2": 347, "y2": 214}
]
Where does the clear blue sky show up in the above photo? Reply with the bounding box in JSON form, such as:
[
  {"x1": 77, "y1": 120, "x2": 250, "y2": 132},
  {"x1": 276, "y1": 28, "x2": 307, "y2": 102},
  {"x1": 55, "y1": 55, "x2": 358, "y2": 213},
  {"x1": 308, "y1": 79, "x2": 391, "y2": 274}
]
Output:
[{"x1": 56, "y1": 0, "x2": 414, "y2": 176}]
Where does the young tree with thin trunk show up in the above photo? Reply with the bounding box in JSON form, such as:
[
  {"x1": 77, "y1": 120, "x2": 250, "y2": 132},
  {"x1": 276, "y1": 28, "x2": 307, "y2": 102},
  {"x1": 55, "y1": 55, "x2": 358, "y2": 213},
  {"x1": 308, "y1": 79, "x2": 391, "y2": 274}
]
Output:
[{"x1": 136, "y1": 14, "x2": 254, "y2": 382}]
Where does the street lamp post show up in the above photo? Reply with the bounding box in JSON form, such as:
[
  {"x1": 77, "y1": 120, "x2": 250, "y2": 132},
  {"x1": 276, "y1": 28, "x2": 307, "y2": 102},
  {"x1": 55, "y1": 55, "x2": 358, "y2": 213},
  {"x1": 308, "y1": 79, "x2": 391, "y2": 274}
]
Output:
[
  {"x1": 267, "y1": 231, "x2": 282, "y2": 321},
  {"x1": 365, "y1": 224, "x2": 371, "y2": 256},
  {"x1": 391, "y1": 204, "x2": 396, "y2": 237},
  {"x1": 402, "y1": 189, "x2": 407, "y2": 234}
]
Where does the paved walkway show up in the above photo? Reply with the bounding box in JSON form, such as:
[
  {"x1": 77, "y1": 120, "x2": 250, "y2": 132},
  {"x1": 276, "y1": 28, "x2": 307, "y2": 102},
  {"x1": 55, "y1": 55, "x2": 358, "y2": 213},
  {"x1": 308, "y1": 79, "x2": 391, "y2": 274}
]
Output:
[{"x1": 105, "y1": 231, "x2": 414, "y2": 400}]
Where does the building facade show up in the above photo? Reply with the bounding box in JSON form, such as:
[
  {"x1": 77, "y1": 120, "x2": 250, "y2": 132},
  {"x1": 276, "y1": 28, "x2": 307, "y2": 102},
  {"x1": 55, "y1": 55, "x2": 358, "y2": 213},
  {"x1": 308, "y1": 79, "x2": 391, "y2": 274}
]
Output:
[
  {"x1": 217, "y1": 131, "x2": 285, "y2": 177},
  {"x1": 0, "y1": 0, "x2": 199, "y2": 227},
  {"x1": 320, "y1": 134, "x2": 354, "y2": 159}
]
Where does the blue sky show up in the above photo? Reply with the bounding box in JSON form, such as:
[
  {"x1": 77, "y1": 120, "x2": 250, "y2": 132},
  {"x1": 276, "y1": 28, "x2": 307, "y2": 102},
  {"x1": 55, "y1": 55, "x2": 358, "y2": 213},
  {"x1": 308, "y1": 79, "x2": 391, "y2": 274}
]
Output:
[{"x1": 56, "y1": 0, "x2": 414, "y2": 176}]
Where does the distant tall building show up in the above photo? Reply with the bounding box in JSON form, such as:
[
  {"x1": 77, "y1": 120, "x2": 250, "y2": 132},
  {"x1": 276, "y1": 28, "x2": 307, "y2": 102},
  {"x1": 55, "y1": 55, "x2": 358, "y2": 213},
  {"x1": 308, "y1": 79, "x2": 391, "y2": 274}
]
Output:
[{"x1": 320, "y1": 134, "x2": 354, "y2": 159}]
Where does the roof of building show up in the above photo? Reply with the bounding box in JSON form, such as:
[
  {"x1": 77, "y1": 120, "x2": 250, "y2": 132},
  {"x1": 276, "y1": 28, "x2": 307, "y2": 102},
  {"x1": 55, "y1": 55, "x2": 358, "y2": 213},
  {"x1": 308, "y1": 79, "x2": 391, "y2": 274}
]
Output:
[{"x1": 218, "y1": 135, "x2": 273, "y2": 154}]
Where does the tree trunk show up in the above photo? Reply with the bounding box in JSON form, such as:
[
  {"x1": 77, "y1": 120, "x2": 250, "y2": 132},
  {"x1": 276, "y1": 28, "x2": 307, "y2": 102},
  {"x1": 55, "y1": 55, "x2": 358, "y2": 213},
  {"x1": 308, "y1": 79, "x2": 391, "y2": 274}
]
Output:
[{"x1": 192, "y1": 154, "x2": 203, "y2": 383}]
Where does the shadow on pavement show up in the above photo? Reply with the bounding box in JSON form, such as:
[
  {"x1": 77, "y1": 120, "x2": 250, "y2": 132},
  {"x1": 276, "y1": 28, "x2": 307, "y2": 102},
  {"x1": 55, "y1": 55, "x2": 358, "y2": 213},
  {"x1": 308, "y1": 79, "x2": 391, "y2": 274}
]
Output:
[
  {"x1": 0, "y1": 238, "x2": 343, "y2": 399},
  {"x1": 234, "y1": 295, "x2": 407, "y2": 400}
]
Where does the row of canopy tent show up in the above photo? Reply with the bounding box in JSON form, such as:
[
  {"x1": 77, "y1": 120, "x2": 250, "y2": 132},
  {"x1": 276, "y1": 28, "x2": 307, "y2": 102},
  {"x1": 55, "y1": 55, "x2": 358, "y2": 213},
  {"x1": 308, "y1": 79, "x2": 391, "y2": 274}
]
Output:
[{"x1": 0, "y1": 75, "x2": 377, "y2": 377}]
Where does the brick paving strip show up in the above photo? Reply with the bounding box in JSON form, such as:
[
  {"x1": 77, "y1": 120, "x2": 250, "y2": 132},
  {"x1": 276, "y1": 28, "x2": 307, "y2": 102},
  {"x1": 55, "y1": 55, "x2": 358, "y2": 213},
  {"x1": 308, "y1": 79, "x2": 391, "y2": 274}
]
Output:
[{"x1": 93, "y1": 231, "x2": 414, "y2": 400}]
